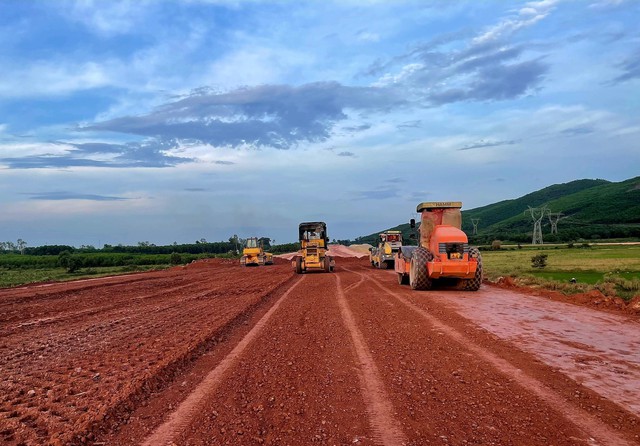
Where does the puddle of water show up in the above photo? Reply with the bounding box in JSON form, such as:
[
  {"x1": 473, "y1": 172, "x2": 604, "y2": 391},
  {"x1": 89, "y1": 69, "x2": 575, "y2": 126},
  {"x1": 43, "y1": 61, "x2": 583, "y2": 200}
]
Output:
[{"x1": 443, "y1": 289, "x2": 640, "y2": 416}]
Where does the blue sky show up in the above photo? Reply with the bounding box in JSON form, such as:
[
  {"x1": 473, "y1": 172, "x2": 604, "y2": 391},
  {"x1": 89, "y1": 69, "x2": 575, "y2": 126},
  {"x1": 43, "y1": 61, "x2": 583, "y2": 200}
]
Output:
[{"x1": 1, "y1": 0, "x2": 638, "y2": 247}]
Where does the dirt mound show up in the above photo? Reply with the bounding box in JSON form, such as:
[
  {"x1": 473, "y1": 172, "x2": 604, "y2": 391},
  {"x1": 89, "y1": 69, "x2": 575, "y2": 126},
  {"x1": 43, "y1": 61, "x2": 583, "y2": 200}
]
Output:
[
  {"x1": 327, "y1": 244, "x2": 368, "y2": 258},
  {"x1": 491, "y1": 277, "x2": 640, "y2": 316},
  {"x1": 275, "y1": 244, "x2": 368, "y2": 260},
  {"x1": 275, "y1": 252, "x2": 298, "y2": 260},
  {"x1": 346, "y1": 243, "x2": 372, "y2": 254},
  {"x1": 627, "y1": 295, "x2": 640, "y2": 314}
]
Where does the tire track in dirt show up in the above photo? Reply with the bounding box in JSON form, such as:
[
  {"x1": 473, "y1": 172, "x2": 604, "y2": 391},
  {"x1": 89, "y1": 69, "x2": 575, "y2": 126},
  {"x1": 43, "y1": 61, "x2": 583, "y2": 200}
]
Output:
[
  {"x1": 2, "y1": 281, "x2": 203, "y2": 335},
  {"x1": 0, "y1": 269, "x2": 198, "y2": 306},
  {"x1": 334, "y1": 273, "x2": 408, "y2": 446},
  {"x1": 1, "y1": 264, "x2": 244, "y2": 348},
  {"x1": 356, "y1": 267, "x2": 636, "y2": 446},
  {"x1": 140, "y1": 275, "x2": 305, "y2": 446},
  {"x1": 0, "y1": 261, "x2": 295, "y2": 446},
  {"x1": 1, "y1": 282, "x2": 235, "y2": 363},
  {"x1": 0, "y1": 268, "x2": 217, "y2": 329}
]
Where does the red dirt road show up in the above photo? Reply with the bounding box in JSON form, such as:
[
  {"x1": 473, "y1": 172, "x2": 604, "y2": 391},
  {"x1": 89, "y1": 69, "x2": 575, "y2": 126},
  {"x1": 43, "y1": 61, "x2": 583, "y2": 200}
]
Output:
[{"x1": 1, "y1": 256, "x2": 639, "y2": 445}]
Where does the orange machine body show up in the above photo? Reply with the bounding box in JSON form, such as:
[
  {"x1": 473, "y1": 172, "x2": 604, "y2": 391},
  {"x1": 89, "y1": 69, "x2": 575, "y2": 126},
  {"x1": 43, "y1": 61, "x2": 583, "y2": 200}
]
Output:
[{"x1": 395, "y1": 202, "x2": 481, "y2": 289}]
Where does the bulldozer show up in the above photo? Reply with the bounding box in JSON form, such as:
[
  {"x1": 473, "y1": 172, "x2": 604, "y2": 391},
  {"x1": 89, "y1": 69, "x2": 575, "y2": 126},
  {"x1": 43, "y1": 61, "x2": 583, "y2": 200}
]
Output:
[
  {"x1": 395, "y1": 202, "x2": 482, "y2": 291},
  {"x1": 240, "y1": 237, "x2": 273, "y2": 266},
  {"x1": 294, "y1": 222, "x2": 334, "y2": 273},
  {"x1": 369, "y1": 230, "x2": 403, "y2": 269}
]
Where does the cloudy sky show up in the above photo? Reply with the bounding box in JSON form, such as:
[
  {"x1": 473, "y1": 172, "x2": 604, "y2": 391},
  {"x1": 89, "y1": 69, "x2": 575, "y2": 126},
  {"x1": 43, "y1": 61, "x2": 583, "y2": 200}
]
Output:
[{"x1": 1, "y1": 0, "x2": 638, "y2": 247}]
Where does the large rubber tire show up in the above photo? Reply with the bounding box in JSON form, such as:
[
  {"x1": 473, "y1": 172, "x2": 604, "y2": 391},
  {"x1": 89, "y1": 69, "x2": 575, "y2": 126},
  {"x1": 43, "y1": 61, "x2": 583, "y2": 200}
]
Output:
[
  {"x1": 463, "y1": 248, "x2": 483, "y2": 291},
  {"x1": 323, "y1": 256, "x2": 331, "y2": 273},
  {"x1": 409, "y1": 247, "x2": 433, "y2": 290},
  {"x1": 295, "y1": 257, "x2": 303, "y2": 274}
]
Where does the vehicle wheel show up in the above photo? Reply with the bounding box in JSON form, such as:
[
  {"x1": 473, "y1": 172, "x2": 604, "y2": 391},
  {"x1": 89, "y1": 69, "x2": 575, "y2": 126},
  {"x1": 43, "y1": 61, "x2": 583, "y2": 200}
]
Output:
[
  {"x1": 323, "y1": 256, "x2": 331, "y2": 273},
  {"x1": 463, "y1": 248, "x2": 483, "y2": 291},
  {"x1": 295, "y1": 257, "x2": 303, "y2": 274},
  {"x1": 409, "y1": 247, "x2": 433, "y2": 290},
  {"x1": 397, "y1": 273, "x2": 409, "y2": 285}
]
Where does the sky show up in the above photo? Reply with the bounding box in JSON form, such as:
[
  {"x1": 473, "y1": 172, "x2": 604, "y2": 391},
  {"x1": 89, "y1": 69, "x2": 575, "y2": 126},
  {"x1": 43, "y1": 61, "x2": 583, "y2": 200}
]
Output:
[{"x1": 1, "y1": 0, "x2": 639, "y2": 247}]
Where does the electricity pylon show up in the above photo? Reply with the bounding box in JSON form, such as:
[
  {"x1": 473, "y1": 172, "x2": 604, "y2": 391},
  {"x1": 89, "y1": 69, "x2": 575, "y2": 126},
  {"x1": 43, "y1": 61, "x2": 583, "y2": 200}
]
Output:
[
  {"x1": 548, "y1": 212, "x2": 563, "y2": 234},
  {"x1": 471, "y1": 218, "x2": 480, "y2": 235},
  {"x1": 525, "y1": 206, "x2": 547, "y2": 244}
]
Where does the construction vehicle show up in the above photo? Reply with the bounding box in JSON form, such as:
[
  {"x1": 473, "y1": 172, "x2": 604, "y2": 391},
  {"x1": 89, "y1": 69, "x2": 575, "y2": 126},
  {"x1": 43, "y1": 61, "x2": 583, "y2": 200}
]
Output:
[
  {"x1": 395, "y1": 202, "x2": 482, "y2": 291},
  {"x1": 369, "y1": 230, "x2": 403, "y2": 269},
  {"x1": 294, "y1": 222, "x2": 334, "y2": 273},
  {"x1": 240, "y1": 237, "x2": 273, "y2": 266}
]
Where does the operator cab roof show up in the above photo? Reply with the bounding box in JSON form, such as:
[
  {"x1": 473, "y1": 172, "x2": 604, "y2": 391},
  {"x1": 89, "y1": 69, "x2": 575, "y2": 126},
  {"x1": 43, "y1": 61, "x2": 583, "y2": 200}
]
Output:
[
  {"x1": 416, "y1": 201, "x2": 462, "y2": 212},
  {"x1": 299, "y1": 221, "x2": 327, "y2": 230}
]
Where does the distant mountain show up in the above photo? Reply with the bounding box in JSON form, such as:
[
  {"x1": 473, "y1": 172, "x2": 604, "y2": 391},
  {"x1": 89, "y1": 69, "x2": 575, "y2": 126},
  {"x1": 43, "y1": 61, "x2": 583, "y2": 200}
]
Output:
[{"x1": 355, "y1": 177, "x2": 640, "y2": 245}]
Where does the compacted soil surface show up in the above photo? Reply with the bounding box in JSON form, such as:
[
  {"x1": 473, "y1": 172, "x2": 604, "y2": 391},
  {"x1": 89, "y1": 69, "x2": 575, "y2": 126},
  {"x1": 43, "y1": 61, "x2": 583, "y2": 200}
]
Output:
[{"x1": 1, "y1": 252, "x2": 639, "y2": 446}]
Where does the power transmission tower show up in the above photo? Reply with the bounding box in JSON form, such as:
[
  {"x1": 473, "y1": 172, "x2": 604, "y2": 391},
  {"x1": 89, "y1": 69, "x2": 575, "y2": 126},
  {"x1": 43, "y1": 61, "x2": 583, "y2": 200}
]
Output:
[
  {"x1": 548, "y1": 212, "x2": 563, "y2": 235},
  {"x1": 525, "y1": 206, "x2": 547, "y2": 245},
  {"x1": 471, "y1": 218, "x2": 480, "y2": 235}
]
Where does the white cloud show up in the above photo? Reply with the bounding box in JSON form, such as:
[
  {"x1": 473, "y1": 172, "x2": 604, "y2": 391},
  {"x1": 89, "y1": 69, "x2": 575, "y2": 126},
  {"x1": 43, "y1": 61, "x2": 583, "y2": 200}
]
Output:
[
  {"x1": 0, "y1": 141, "x2": 72, "y2": 159},
  {"x1": 373, "y1": 63, "x2": 425, "y2": 87},
  {"x1": 0, "y1": 194, "x2": 155, "y2": 222},
  {"x1": 0, "y1": 61, "x2": 112, "y2": 99},
  {"x1": 356, "y1": 31, "x2": 381, "y2": 43},
  {"x1": 64, "y1": 0, "x2": 154, "y2": 36},
  {"x1": 589, "y1": 0, "x2": 630, "y2": 8},
  {"x1": 200, "y1": 45, "x2": 312, "y2": 89},
  {"x1": 473, "y1": 0, "x2": 559, "y2": 45}
]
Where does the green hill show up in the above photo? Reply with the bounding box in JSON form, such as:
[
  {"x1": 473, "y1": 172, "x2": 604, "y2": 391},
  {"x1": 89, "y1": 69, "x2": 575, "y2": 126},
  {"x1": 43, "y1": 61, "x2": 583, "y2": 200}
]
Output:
[{"x1": 354, "y1": 177, "x2": 640, "y2": 245}]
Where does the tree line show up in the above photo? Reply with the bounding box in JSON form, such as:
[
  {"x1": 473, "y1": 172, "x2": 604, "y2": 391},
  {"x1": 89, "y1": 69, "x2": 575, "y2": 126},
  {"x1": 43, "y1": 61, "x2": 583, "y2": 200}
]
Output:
[{"x1": 0, "y1": 236, "x2": 304, "y2": 261}]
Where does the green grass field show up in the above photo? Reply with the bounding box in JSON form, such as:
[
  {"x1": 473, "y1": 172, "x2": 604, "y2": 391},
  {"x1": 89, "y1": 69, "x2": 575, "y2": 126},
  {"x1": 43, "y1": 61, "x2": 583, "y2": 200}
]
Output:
[
  {"x1": 0, "y1": 265, "x2": 168, "y2": 288},
  {"x1": 0, "y1": 251, "x2": 229, "y2": 288},
  {"x1": 480, "y1": 244, "x2": 640, "y2": 300}
]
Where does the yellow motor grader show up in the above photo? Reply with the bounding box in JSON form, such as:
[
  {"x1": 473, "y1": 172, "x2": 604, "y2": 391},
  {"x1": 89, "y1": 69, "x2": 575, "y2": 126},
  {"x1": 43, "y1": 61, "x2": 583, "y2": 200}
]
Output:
[
  {"x1": 294, "y1": 222, "x2": 334, "y2": 273},
  {"x1": 240, "y1": 237, "x2": 273, "y2": 266}
]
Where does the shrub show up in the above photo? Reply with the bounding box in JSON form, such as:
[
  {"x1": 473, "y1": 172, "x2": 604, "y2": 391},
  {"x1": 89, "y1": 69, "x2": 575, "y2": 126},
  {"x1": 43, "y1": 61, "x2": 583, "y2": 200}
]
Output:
[
  {"x1": 595, "y1": 281, "x2": 617, "y2": 297},
  {"x1": 531, "y1": 253, "x2": 548, "y2": 269},
  {"x1": 170, "y1": 252, "x2": 182, "y2": 265}
]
